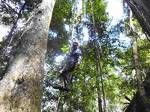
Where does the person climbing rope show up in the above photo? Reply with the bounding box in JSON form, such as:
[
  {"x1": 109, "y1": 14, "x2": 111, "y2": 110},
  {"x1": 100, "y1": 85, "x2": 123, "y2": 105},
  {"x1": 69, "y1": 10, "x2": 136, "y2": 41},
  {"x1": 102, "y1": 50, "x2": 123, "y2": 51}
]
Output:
[
  {"x1": 52, "y1": 41, "x2": 81, "y2": 91},
  {"x1": 60, "y1": 41, "x2": 81, "y2": 87}
]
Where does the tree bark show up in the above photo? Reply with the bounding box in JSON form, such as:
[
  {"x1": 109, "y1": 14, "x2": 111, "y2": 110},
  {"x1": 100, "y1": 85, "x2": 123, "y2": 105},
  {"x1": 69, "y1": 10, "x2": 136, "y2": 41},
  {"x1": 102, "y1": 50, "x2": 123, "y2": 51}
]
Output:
[
  {"x1": 125, "y1": 0, "x2": 150, "y2": 41},
  {"x1": 132, "y1": 36, "x2": 141, "y2": 85},
  {"x1": 0, "y1": 0, "x2": 55, "y2": 112}
]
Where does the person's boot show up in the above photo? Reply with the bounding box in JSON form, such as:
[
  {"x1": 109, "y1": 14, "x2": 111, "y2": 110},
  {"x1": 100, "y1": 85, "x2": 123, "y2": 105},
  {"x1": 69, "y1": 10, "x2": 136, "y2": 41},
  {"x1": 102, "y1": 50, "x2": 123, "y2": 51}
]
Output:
[
  {"x1": 51, "y1": 78, "x2": 69, "y2": 92},
  {"x1": 52, "y1": 84, "x2": 69, "y2": 91}
]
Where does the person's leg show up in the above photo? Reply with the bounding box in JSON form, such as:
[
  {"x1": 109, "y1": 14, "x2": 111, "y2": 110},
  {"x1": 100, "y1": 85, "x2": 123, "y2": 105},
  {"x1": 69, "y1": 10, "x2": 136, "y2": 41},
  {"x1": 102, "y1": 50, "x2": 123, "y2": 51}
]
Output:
[{"x1": 60, "y1": 72, "x2": 69, "y2": 88}]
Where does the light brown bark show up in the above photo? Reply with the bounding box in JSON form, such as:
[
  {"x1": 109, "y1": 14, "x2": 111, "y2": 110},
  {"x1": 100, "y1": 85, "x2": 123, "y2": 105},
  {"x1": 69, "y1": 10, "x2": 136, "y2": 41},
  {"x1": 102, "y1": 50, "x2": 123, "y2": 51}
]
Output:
[
  {"x1": 0, "y1": 0, "x2": 55, "y2": 112},
  {"x1": 132, "y1": 36, "x2": 142, "y2": 87}
]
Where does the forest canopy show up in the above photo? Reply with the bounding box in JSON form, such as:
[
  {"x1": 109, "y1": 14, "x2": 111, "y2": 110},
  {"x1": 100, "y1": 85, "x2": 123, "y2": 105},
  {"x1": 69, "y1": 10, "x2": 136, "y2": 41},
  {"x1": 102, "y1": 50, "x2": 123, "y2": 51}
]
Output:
[{"x1": 0, "y1": 0, "x2": 150, "y2": 112}]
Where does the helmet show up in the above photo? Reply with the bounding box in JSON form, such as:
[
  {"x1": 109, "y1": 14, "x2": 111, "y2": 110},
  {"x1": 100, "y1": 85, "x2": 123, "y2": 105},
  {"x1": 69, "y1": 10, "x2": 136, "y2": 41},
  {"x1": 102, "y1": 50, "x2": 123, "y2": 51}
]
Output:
[{"x1": 73, "y1": 42, "x2": 78, "y2": 46}]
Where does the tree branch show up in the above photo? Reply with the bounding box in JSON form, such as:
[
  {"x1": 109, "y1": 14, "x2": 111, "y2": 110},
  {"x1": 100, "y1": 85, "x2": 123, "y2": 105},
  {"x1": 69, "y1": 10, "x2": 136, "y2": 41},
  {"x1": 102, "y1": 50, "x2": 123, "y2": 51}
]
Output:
[{"x1": 2, "y1": 0, "x2": 19, "y2": 14}]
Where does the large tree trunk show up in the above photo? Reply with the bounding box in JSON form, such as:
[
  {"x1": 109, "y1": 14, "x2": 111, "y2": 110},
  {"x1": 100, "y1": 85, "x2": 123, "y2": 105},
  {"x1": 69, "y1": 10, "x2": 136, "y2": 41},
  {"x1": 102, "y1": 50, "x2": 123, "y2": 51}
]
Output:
[
  {"x1": 0, "y1": 0, "x2": 55, "y2": 111},
  {"x1": 125, "y1": 77, "x2": 150, "y2": 112},
  {"x1": 125, "y1": 0, "x2": 150, "y2": 40}
]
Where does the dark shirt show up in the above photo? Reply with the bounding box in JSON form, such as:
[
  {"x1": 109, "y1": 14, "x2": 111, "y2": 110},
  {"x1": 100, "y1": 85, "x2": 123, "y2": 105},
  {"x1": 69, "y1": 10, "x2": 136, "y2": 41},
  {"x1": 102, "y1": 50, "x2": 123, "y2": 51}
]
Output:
[
  {"x1": 60, "y1": 46, "x2": 81, "y2": 75},
  {"x1": 69, "y1": 48, "x2": 81, "y2": 63}
]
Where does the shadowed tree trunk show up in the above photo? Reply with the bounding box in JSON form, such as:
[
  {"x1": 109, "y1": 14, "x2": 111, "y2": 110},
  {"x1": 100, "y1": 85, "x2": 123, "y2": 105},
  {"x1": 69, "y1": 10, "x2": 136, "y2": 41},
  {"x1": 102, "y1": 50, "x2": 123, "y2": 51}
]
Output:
[
  {"x1": 125, "y1": 0, "x2": 150, "y2": 41},
  {"x1": 0, "y1": 0, "x2": 55, "y2": 111}
]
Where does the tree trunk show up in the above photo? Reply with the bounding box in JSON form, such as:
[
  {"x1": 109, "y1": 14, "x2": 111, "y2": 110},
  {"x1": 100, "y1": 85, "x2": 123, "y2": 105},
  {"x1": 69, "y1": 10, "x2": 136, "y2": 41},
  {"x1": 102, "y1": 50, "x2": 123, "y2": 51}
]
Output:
[
  {"x1": 0, "y1": 0, "x2": 55, "y2": 112},
  {"x1": 132, "y1": 36, "x2": 142, "y2": 88},
  {"x1": 57, "y1": 93, "x2": 64, "y2": 112},
  {"x1": 94, "y1": 43, "x2": 103, "y2": 112},
  {"x1": 90, "y1": 0, "x2": 105, "y2": 110},
  {"x1": 125, "y1": 0, "x2": 150, "y2": 40}
]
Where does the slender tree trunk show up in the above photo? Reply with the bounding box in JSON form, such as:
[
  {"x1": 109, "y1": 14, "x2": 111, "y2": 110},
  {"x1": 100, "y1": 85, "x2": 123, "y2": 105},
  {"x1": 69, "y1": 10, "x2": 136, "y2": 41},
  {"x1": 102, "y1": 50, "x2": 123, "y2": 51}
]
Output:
[
  {"x1": 57, "y1": 93, "x2": 64, "y2": 112},
  {"x1": 90, "y1": 0, "x2": 106, "y2": 111},
  {"x1": 128, "y1": 9, "x2": 143, "y2": 90},
  {"x1": 95, "y1": 56, "x2": 103, "y2": 112},
  {"x1": 0, "y1": 0, "x2": 55, "y2": 112},
  {"x1": 132, "y1": 36, "x2": 142, "y2": 88},
  {"x1": 98, "y1": 53, "x2": 106, "y2": 112},
  {"x1": 93, "y1": 40, "x2": 103, "y2": 112},
  {"x1": 97, "y1": 84, "x2": 103, "y2": 112},
  {"x1": 89, "y1": 0, "x2": 105, "y2": 111}
]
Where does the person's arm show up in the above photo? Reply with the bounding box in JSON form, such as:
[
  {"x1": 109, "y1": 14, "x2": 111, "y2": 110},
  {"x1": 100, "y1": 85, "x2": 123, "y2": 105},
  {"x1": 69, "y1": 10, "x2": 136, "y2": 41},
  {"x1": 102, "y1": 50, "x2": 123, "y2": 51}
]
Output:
[
  {"x1": 76, "y1": 49, "x2": 82, "y2": 65},
  {"x1": 77, "y1": 55, "x2": 82, "y2": 64},
  {"x1": 59, "y1": 54, "x2": 68, "y2": 73}
]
